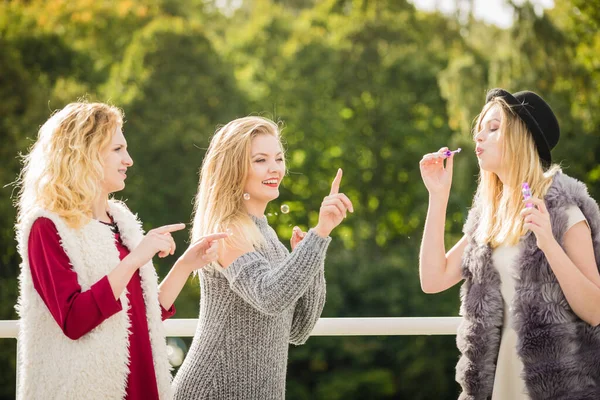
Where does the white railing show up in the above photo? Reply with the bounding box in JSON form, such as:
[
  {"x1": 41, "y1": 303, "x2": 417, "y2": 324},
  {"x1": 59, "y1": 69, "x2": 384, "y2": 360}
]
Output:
[
  {"x1": 163, "y1": 317, "x2": 463, "y2": 336},
  {"x1": 1, "y1": 317, "x2": 463, "y2": 339},
  {"x1": 0, "y1": 317, "x2": 463, "y2": 394}
]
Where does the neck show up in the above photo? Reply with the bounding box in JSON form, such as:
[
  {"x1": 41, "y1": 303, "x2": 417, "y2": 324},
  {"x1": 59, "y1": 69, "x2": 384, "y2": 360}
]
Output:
[
  {"x1": 501, "y1": 184, "x2": 518, "y2": 200},
  {"x1": 495, "y1": 170, "x2": 506, "y2": 185},
  {"x1": 92, "y1": 193, "x2": 111, "y2": 223},
  {"x1": 244, "y1": 198, "x2": 268, "y2": 218}
]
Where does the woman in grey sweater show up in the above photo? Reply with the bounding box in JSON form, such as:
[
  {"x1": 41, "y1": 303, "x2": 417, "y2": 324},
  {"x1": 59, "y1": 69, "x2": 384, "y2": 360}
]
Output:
[{"x1": 172, "y1": 116, "x2": 353, "y2": 399}]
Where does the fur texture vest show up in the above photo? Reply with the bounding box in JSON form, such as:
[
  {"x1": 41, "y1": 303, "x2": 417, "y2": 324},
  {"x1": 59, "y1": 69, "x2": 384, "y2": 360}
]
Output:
[
  {"x1": 456, "y1": 173, "x2": 600, "y2": 399},
  {"x1": 15, "y1": 200, "x2": 172, "y2": 399}
]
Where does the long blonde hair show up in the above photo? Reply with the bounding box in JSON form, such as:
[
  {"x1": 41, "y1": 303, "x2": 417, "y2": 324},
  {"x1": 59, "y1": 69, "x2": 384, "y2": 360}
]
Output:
[
  {"x1": 191, "y1": 116, "x2": 282, "y2": 249},
  {"x1": 17, "y1": 102, "x2": 123, "y2": 230},
  {"x1": 473, "y1": 98, "x2": 561, "y2": 247}
]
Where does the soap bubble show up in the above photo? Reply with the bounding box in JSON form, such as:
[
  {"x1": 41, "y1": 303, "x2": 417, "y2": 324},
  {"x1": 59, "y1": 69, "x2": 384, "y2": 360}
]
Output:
[
  {"x1": 243, "y1": 193, "x2": 251, "y2": 200},
  {"x1": 280, "y1": 204, "x2": 290, "y2": 214}
]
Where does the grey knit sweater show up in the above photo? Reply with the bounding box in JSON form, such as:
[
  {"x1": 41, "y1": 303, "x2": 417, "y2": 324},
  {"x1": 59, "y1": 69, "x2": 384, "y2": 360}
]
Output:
[{"x1": 172, "y1": 215, "x2": 331, "y2": 399}]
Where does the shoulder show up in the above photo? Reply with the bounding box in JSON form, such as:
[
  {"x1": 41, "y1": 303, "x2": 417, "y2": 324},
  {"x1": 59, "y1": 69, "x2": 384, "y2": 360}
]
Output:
[
  {"x1": 28, "y1": 217, "x2": 63, "y2": 253},
  {"x1": 18, "y1": 209, "x2": 67, "y2": 246},
  {"x1": 31, "y1": 217, "x2": 59, "y2": 234},
  {"x1": 546, "y1": 172, "x2": 598, "y2": 216},
  {"x1": 546, "y1": 172, "x2": 600, "y2": 234},
  {"x1": 545, "y1": 172, "x2": 590, "y2": 207}
]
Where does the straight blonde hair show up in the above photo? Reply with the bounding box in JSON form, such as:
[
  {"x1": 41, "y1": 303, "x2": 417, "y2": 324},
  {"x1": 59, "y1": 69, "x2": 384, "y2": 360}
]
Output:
[
  {"x1": 473, "y1": 98, "x2": 561, "y2": 247},
  {"x1": 191, "y1": 116, "x2": 283, "y2": 250},
  {"x1": 17, "y1": 102, "x2": 123, "y2": 230}
]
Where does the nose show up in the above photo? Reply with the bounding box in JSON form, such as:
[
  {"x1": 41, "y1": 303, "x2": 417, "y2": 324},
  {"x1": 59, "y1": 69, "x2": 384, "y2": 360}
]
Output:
[
  {"x1": 268, "y1": 160, "x2": 280, "y2": 174},
  {"x1": 474, "y1": 129, "x2": 485, "y2": 143},
  {"x1": 124, "y1": 150, "x2": 134, "y2": 167}
]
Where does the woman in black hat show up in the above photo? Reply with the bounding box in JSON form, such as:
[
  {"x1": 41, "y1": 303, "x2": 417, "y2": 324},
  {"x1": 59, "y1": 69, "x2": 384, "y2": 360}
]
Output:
[{"x1": 418, "y1": 89, "x2": 600, "y2": 399}]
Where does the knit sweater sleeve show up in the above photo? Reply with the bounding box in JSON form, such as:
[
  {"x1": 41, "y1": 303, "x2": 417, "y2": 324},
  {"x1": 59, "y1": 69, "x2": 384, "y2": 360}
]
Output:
[
  {"x1": 289, "y1": 267, "x2": 326, "y2": 345},
  {"x1": 216, "y1": 230, "x2": 331, "y2": 316}
]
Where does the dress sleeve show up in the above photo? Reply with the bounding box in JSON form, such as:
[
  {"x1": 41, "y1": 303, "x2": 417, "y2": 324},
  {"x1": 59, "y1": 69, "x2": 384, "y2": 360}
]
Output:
[{"x1": 28, "y1": 217, "x2": 123, "y2": 340}]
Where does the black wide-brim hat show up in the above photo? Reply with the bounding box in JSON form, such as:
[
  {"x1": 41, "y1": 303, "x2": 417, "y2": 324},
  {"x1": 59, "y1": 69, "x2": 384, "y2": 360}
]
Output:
[{"x1": 486, "y1": 88, "x2": 560, "y2": 167}]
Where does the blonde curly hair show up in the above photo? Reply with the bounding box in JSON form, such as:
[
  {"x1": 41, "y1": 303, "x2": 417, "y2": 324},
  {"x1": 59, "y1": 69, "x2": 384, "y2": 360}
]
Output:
[{"x1": 17, "y1": 102, "x2": 124, "y2": 229}]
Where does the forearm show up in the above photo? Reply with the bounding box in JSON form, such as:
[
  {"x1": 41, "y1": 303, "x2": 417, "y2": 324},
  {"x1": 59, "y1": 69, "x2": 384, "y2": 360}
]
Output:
[
  {"x1": 107, "y1": 256, "x2": 140, "y2": 301},
  {"x1": 290, "y1": 269, "x2": 326, "y2": 345},
  {"x1": 544, "y1": 241, "x2": 600, "y2": 326},
  {"x1": 158, "y1": 261, "x2": 191, "y2": 311},
  {"x1": 419, "y1": 195, "x2": 449, "y2": 291},
  {"x1": 58, "y1": 277, "x2": 123, "y2": 340},
  {"x1": 220, "y1": 231, "x2": 330, "y2": 315}
]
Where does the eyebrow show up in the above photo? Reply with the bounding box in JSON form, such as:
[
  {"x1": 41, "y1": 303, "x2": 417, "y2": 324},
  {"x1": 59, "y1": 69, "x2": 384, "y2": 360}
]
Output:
[
  {"x1": 251, "y1": 152, "x2": 283, "y2": 157},
  {"x1": 480, "y1": 118, "x2": 501, "y2": 128}
]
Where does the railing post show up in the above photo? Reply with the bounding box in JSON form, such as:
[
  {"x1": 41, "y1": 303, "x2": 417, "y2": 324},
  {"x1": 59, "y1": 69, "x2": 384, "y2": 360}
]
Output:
[{"x1": 15, "y1": 338, "x2": 19, "y2": 397}]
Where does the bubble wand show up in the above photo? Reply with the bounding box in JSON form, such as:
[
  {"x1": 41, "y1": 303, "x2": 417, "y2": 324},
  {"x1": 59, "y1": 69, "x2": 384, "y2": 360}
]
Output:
[
  {"x1": 443, "y1": 148, "x2": 461, "y2": 158},
  {"x1": 522, "y1": 182, "x2": 533, "y2": 208}
]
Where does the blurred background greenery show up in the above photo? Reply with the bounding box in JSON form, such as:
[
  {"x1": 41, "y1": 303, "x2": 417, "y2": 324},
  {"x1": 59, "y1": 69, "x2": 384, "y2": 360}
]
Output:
[{"x1": 1, "y1": 0, "x2": 599, "y2": 398}]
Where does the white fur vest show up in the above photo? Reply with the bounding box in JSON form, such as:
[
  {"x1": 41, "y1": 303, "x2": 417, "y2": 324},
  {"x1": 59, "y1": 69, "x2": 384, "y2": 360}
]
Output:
[
  {"x1": 15, "y1": 200, "x2": 172, "y2": 400},
  {"x1": 456, "y1": 173, "x2": 600, "y2": 400}
]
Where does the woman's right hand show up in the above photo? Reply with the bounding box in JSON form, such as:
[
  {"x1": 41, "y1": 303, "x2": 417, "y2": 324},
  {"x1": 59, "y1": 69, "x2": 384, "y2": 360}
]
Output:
[
  {"x1": 125, "y1": 223, "x2": 186, "y2": 269},
  {"x1": 419, "y1": 147, "x2": 454, "y2": 197}
]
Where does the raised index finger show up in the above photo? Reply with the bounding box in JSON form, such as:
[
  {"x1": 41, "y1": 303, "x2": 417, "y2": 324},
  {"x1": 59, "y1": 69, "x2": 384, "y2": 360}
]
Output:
[
  {"x1": 153, "y1": 223, "x2": 186, "y2": 234},
  {"x1": 330, "y1": 168, "x2": 343, "y2": 195}
]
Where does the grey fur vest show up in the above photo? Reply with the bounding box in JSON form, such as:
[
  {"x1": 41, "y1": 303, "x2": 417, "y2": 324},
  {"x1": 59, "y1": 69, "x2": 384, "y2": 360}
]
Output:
[{"x1": 456, "y1": 173, "x2": 600, "y2": 400}]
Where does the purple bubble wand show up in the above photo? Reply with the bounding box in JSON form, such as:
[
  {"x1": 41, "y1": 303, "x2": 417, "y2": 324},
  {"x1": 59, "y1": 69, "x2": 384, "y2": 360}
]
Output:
[
  {"x1": 522, "y1": 182, "x2": 533, "y2": 208},
  {"x1": 443, "y1": 148, "x2": 461, "y2": 158}
]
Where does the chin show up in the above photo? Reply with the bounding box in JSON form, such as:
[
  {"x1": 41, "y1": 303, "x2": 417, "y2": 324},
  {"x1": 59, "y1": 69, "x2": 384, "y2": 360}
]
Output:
[
  {"x1": 256, "y1": 191, "x2": 279, "y2": 203},
  {"x1": 108, "y1": 183, "x2": 126, "y2": 193}
]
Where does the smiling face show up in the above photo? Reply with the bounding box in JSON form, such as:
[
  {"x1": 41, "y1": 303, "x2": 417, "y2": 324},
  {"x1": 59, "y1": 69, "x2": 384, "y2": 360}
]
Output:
[
  {"x1": 243, "y1": 133, "x2": 285, "y2": 205},
  {"x1": 474, "y1": 104, "x2": 505, "y2": 176},
  {"x1": 100, "y1": 127, "x2": 133, "y2": 194}
]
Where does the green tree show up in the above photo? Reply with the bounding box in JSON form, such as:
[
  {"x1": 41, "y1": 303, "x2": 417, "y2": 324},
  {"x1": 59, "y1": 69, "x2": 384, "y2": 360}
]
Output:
[{"x1": 104, "y1": 17, "x2": 248, "y2": 316}]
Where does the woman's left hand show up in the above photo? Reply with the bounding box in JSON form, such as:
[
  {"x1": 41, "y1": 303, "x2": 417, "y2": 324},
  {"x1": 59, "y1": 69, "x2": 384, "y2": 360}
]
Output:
[
  {"x1": 178, "y1": 232, "x2": 229, "y2": 272},
  {"x1": 290, "y1": 226, "x2": 307, "y2": 251},
  {"x1": 521, "y1": 196, "x2": 557, "y2": 252}
]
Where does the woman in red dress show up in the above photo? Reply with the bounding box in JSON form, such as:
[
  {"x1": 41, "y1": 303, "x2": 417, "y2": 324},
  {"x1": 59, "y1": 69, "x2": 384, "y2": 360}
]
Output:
[{"x1": 15, "y1": 102, "x2": 226, "y2": 399}]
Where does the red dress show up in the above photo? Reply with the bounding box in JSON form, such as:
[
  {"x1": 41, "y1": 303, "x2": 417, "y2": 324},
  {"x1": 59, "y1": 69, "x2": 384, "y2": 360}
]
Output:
[{"x1": 28, "y1": 217, "x2": 175, "y2": 400}]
